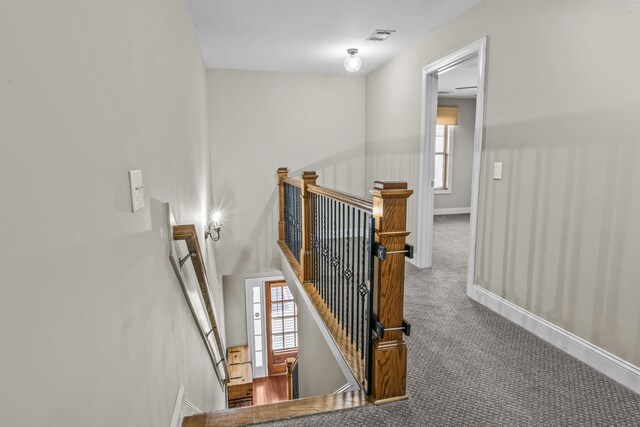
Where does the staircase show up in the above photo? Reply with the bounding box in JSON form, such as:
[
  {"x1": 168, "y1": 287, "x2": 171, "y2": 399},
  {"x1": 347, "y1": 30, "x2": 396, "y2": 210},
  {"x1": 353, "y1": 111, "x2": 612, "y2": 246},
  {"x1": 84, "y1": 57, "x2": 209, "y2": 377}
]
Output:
[{"x1": 182, "y1": 169, "x2": 412, "y2": 426}]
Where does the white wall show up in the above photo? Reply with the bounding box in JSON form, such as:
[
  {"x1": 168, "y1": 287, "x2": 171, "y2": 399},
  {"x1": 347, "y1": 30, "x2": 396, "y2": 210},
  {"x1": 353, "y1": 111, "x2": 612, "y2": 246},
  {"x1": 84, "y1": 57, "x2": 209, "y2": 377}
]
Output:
[
  {"x1": 435, "y1": 98, "x2": 476, "y2": 210},
  {"x1": 0, "y1": 1, "x2": 225, "y2": 425},
  {"x1": 207, "y1": 69, "x2": 366, "y2": 276},
  {"x1": 366, "y1": 0, "x2": 640, "y2": 367}
]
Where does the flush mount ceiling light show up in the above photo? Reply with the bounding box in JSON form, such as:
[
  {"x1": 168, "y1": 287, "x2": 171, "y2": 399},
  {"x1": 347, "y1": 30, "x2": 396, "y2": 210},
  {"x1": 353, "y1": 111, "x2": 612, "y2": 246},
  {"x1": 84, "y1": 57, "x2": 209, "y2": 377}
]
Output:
[{"x1": 344, "y1": 48, "x2": 361, "y2": 72}]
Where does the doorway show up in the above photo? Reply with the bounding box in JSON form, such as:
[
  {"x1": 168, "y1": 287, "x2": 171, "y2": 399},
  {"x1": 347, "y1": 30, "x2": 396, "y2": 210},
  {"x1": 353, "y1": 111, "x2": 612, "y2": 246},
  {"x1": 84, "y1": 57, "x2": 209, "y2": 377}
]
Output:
[
  {"x1": 265, "y1": 280, "x2": 298, "y2": 376},
  {"x1": 416, "y1": 37, "x2": 487, "y2": 295}
]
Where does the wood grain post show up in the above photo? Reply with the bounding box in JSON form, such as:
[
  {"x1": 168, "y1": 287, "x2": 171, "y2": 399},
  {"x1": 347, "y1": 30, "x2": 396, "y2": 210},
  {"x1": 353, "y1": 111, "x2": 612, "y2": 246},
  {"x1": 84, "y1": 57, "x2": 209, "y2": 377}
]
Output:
[
  {"x1": 299, "y1": 171, "x2": 318, "y2": 283},
  {"x1": 370, "y1": 181, "x2": 413, "y2": 404},
  {"x1": 277, "y1": 167, "x2": 289, "y2": 243}
]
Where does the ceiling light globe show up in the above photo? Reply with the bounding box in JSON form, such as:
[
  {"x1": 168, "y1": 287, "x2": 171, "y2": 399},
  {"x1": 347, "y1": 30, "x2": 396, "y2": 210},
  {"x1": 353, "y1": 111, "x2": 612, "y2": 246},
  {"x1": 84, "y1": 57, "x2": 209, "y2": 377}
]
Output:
[{"x1": 344, "y1": 49, "x2": 361, "y2": 72}]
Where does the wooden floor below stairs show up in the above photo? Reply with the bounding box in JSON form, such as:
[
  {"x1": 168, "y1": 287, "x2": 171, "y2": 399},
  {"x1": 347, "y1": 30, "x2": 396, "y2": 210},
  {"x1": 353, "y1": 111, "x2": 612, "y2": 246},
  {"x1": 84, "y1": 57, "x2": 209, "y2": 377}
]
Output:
[{"x1": 183, "y1": 390, "x2": 369, "y2": 427}]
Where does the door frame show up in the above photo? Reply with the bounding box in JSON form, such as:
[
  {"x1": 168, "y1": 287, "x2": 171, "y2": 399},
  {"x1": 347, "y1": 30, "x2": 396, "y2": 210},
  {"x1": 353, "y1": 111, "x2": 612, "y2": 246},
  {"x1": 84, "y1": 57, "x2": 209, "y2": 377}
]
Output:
[
  {"x1": 244, "y1": 275, "x2": 283, "y2": 378},
  {"x1": 264, "y1": 280, "x2": 298, "y2": 376},
  {"x1": 416, "y1": 37, "x2": 487, "y2": 295}
]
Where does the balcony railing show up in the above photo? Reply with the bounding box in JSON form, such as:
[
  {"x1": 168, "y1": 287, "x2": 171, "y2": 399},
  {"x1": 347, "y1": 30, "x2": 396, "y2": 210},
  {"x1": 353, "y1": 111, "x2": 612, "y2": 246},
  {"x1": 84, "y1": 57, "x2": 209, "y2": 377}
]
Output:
[{"x1": 277, "y1": 168, "x2": 413, "y2": 404}]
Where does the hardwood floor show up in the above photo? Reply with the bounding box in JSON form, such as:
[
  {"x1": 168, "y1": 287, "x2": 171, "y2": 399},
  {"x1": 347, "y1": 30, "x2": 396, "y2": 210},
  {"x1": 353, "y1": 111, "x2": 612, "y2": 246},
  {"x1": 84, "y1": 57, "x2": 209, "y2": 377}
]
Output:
[
  {"x1": 253, "y1": 375, "x2": 288, "y2": 406},
  {"x1": 182, "y1": 390, "x2": 369, "y2": 427}
]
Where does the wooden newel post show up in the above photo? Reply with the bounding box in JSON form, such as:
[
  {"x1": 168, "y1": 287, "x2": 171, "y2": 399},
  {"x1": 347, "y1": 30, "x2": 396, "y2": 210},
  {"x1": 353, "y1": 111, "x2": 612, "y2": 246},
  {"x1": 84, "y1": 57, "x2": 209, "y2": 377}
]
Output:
[
  {"x1": 371, "y1": 181, "x2": 413, "y2": 404},
  {"x1": 299, "y1": 171, "x2": 318, "y2": 283},
  {"x1": 277, "y1": 167, "x2": 289, "y2": 243}
]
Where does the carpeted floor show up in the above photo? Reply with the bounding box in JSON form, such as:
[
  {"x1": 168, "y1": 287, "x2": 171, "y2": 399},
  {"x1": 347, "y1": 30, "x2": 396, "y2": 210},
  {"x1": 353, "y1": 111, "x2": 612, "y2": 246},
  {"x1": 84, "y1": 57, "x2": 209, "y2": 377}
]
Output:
[{"x1": 266, "y1": 214, "x2": 640, "y2": 426}]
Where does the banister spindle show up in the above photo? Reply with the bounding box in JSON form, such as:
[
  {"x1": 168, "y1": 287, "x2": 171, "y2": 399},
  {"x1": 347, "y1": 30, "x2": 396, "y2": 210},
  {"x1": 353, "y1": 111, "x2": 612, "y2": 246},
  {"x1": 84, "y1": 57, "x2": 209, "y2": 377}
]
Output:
[
  {"x1": 370, "y1": 181, "x2": 412, "y2": 403},
  {"x1": 299, "y1": 171, "x2": 318, "y2": 283},
  {"x1": 277, "y1": 167, "x2": 289, "y2": 243}
]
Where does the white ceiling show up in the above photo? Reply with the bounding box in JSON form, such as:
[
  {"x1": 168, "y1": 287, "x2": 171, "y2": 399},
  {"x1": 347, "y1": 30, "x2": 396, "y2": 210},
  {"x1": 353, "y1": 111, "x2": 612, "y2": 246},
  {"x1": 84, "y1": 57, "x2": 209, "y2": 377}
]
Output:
[
  {"x1": 187, "y1": 0, "x2": 481, "y2": 74},
  {"x1": 438, "y1": 56, "x2": 478, "y2": 98}
]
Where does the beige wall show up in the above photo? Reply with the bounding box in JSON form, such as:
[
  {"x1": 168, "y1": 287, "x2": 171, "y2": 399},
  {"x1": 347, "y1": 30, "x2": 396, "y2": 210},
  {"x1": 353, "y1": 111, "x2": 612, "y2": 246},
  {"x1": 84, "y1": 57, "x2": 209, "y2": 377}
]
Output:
[
  {"x1": 207, "y1": 70, "x2": 366, "y2": 276},
  {"x1": 0, "y1": 0, "x2": 225, "y2": 425},
  {"x1": 435, "y1": 98, "x2": 476, "y2": 210},
  {"x1": 366, "y1": 1, "x2": 640, "y2": 367}
]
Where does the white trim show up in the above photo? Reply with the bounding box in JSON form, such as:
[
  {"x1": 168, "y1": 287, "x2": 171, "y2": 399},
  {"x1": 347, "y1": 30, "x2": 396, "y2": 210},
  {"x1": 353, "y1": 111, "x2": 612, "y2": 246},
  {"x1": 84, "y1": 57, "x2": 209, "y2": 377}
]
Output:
[
  {"x1": 169, "y1": 384, "x2": 185, "y2": 427},
  {"x1": 184, "y1": 399, "x2": 202, "y2": 414},
  {"x1": 417, "y1": 37, "x2": 487, "y2": 296},
  {"x1": 245, "y1": 275, "x2": 283, "y2": 378},
  {"x1": 416, "y1": 71, "x2": 438, "y2": 268},
  {"x1": 333, "y1": 383, "x2": 353, "y2": 394},
  {"x1": 433, "y1": 207, "x2": 471, "y2": 215},
  {"x1": 468, "y1": 284, "x2": 640, "y2": 395},
  {"x1": 279, "y1": 250, "x2": 361, "y2": 391}
]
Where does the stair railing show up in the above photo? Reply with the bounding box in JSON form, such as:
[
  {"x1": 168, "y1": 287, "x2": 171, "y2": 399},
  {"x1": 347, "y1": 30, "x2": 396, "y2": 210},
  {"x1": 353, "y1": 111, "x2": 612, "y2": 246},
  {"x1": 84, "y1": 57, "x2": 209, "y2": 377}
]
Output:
[{"x1": 277, "y1": 168, "x2": 412, "y2": 404}]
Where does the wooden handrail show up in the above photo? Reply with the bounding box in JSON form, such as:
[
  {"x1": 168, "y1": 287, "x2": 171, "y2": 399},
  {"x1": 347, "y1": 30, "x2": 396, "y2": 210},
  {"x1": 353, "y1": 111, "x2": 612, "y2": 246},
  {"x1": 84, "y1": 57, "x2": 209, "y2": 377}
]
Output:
[
  {"x1": 172, "y1": 224, "x2": 230, "y2": 383},
  {"x1": 307, "y1": 184, "x2": 373, "y2": 214},
  {"x1": 282, "y1": 176, "x2": 303, "y2": 188}
]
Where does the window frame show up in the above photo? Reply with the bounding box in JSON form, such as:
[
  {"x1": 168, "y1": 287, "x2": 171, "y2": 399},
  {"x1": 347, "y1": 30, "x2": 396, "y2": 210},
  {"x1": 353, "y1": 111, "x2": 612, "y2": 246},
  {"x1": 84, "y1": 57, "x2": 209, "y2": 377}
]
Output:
[
  {"x1": 434, "y1": 124, "x2": 453, "y2": 194},
  {"x1": 265, "y1": 280, "x2": 298, "y2": 376}
]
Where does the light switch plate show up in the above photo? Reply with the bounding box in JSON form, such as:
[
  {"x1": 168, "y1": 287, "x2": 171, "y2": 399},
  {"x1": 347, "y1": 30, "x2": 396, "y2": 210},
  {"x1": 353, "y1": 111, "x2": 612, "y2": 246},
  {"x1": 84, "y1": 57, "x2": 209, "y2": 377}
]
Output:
[
  {"x1": 129, "y1": 170, "x2": 144, "y2": 212},
  {"x1": 493, "y1": 162, "x2": 503, "y2": 180}
]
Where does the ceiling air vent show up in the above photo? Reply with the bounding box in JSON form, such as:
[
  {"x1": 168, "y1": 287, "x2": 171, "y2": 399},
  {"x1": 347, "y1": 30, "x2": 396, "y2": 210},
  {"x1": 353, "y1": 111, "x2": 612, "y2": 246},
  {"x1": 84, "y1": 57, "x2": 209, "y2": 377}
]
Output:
[{"x1": 367, "y1": 29, "x2": 396, "y2": 42}]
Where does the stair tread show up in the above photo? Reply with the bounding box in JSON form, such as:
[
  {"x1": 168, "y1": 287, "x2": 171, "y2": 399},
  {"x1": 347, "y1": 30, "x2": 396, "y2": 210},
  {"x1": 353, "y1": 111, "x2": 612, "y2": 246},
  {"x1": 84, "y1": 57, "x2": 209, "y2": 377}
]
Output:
[{"x1": 182, "y1": 390, "x2": 368, "y2": 427}]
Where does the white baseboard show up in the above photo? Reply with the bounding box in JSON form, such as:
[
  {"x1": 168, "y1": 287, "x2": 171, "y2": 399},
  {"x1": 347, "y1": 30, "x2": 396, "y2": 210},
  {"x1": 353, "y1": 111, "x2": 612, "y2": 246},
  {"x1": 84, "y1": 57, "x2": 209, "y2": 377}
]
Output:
[
  {"x1": 183, "y1": 399, "x2": 202, "y2": 416},
  {"x1": 433, "y1": 207, "x2": 471, "y2": 215},
  {"x1": 169, "y1": 384, "x2": 185, "y2": 427},
  {"x1": 468, "y1": 284, "x2": 640, "y2": 395}
]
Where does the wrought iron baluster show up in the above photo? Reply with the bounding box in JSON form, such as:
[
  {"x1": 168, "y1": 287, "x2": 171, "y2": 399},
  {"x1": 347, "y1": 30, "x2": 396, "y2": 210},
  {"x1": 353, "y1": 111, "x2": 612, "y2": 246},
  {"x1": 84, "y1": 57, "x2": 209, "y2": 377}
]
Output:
[
  {"x1": 355, "y1": 210, "x2": 361, "y2": 352},
  {"x1": 359, "y1": 211, "x2": 368, "y2": 356},
  {"x1": 331, "y1": 199, "x2": 336, "y2": 316},
  {"x1": 285, "y1": 183, "x2": 290, "y2": 252},
  {"x1": 298, "y1": 186, "x2": 301, "y2": 260},
  {"x1": 365, "y1": 215, "x2": 375, "y2": 396},
  {"x1": 340, "y1": 203, "x2": 347, "y2": 329},
  {"x1": 322, "y1": 195, "x2": 327, "y2": 302},
  {"x1": 311, "y1": 193, "x2": 316, "y2": 289},
  {"x1": 293, "y1": 185, "x2": 297, "y2": 259},
  {"x1": 350, "y1": 206, "x2": 356, "y2": 343},
  {"x1": 345, "y1": 205, "x2": 350, "y2": 337}
]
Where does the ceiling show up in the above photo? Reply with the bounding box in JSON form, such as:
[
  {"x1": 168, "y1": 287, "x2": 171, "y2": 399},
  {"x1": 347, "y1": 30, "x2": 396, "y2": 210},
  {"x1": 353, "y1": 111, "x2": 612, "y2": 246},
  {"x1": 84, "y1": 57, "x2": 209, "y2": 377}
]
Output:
[
  {"x1": 187, "y1": 0, "x2": 481, "y2": 74},
  {"x1": 438, "y1": 56, "x2": 478, "y2": 98}
]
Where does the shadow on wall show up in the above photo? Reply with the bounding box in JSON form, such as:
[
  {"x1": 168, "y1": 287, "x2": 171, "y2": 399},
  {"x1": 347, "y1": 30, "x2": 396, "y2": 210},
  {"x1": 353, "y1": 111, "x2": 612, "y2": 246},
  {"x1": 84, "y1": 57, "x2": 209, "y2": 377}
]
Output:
[
  {"x1": 366, "y1": 136, "x2": 421, "y2": 248},
  {"x1": 231, "y1": 189, "x2": 279, "y2": 274},
  {"x1": 366, "y1": 105, "x2": 640, "y2": 368},
  {"x1": 290, "y1": 144, "x2": 367, "y2": 197},
  {"x1": 216, "y1": 144, "x2": 366, "y2": 276}
]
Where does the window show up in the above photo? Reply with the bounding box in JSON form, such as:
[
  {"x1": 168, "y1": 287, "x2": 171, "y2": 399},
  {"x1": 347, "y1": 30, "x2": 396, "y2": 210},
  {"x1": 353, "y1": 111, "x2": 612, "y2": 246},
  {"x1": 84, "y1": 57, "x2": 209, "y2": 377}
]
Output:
[
  {"x1": 270, "y1": 284, "x2": 298, "y2": 352},
  {"x1": 434, "y1": 124, "x2": 452, "y2": 192},
  {"x1": 251, "y1": 285, "x2": 264, "y2": 368}
]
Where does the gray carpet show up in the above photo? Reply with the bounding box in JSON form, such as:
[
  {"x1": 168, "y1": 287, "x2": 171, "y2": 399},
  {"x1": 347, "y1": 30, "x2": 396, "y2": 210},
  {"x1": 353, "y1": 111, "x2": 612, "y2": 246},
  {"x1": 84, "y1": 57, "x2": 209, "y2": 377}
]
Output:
[{"x1": 266, "y1": 214, "x2": 640, "y2": 426}]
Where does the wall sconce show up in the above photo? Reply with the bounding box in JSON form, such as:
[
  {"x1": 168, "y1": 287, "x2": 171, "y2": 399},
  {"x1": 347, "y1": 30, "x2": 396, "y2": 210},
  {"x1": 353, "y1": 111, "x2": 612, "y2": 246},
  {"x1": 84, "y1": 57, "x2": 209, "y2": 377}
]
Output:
[{"x1": 205, "y1": 211, "x2": 222, "y2": 241}]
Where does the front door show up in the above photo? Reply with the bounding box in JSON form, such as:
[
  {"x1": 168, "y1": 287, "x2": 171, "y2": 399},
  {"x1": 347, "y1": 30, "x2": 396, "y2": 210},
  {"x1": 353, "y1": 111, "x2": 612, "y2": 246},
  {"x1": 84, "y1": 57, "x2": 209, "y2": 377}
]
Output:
[{"x1": 265, "y1": 280, "x2": 298, "y2": 376}]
